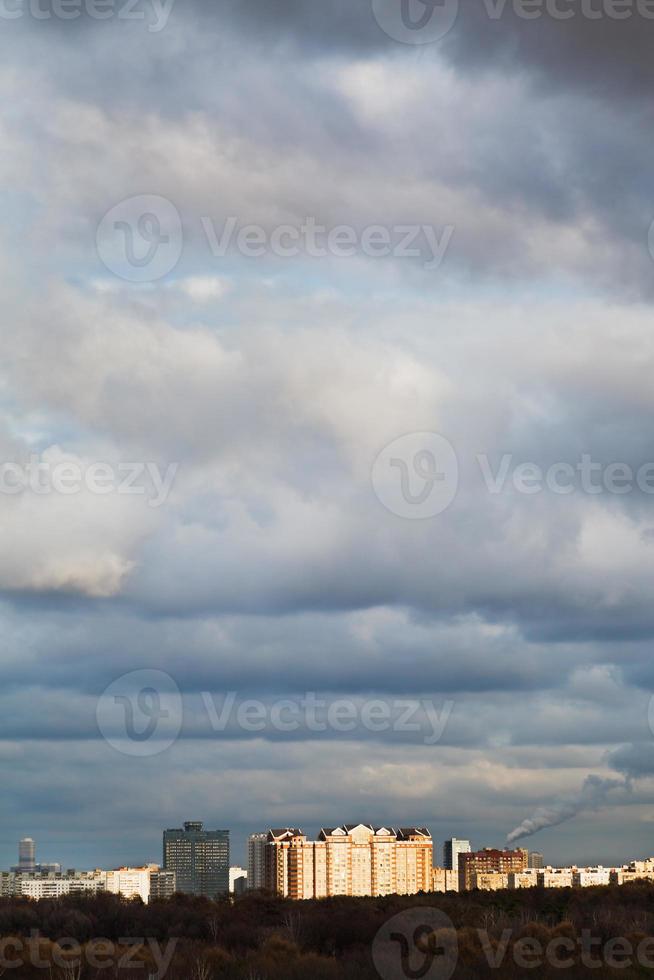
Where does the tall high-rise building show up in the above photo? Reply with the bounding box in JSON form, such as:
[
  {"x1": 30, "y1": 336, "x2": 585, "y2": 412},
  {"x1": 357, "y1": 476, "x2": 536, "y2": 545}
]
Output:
[
  {"x1": 529, "y1": 852, "x2": 544, "y2": 869},
  {"x1": 18, "y1": 838, "x2": 36, "y2": 872},
  {"x1": 265, "y1": 824, "x2": 433, "y2": 900},
  {"x1": 247, "y1": 833, "x2": 268, "y2": 891},
  {"x1": 11, "y1": 838, "x2": 60, "y2": 875},
  {"x1": 459, "y1": 848, "x2": 527, "y2": 891},
  {"x1": 163, "y1": 821, "x2": 229, "y2": 898},
  {"x1": 443, "y1": 838, "x2": 471, "y2": 872}
]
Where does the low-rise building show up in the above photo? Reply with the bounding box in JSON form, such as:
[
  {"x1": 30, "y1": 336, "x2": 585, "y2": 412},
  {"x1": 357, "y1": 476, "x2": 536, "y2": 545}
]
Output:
[
  {"x1": 572, "y1": 867, "x2": 610, "y2": 887},
  {"x1": 16, "y1": 871, "x2": 107, "y2": 899},
  {"x1": 539, "y1": 868, "x2": 573, "y2": 888},
  {"x1": 610, "y1": 861, "x2": 654, "y2": 885},
  {"x1": 431, "y1": 868, "x2": 459, "y2": 892},
  {"x1": 472, "y1": 872, "x2": 508, "y2": 891},
  {"x1": 509, "y1": 869, "x2": 539, "y2": 888}
]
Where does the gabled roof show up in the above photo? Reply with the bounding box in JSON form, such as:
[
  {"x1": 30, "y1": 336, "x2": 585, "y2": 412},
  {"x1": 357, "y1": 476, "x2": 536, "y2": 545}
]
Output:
[
  {"x1": 267, "y1": 828, "x2": 303, "y2": 842},
  {"x1": 397, "y1": 827, "x2": 431, "y2": 840}
]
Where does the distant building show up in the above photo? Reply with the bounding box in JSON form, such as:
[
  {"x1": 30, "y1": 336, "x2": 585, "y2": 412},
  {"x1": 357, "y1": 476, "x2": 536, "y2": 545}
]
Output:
[
  {"x1": 431, "y1": 868, "x2": 459, "y2": 892},
  {"x1": 0, "y1": 866, "x2": 172, "y2": 902},
  {"x1": 509, "y1": 870, "x2": 540, "y2": 889},
  {"x1": 11, "y1": 838, "x2": 60, "y2": 875},
  {"x1": 230, "y1": 867, "x2": 248, "y2": 895},
  {"x1": 163, "y1": 821, "x2": 229, "y2": 898},
  {"x1": 106, "y1": 867, "x2": 152, "y2": 903},
  {"x1": 572, "y1": 867, "x2": 610, "y2": 888},
  {"x1": 265, "y1": 824, "x2": 433, "y2": 899},
  {"x1": 18, "y1": 838, "x2": 36, "y2": 872},
  {"x1": 539, "y1": 868, "x2": 573, "y2": 888},
  {"x1": 529, "y1": 852, "x2": 544, "y2": 869},
  {"x1": 472, "y1": 872, "x2": 509, "y2": 891},
  {"x1": 247, "y1": 833, "x2": 268, "y2": 891},
  {"x1": 459, "y1": 848, "x2": 527, "y2": 891},
  {"x1": 443, "y1": 838, "x2": 471, "y2": 873},
  {"x1": 612, "y1": 859, "x2": 654, "y2": 885},
  {"x1": 150, "y1": 869, "x2": 177, "y2": 900},
  {"x1": 8, "y1": 871, "x2": 106, "y2": 899}
]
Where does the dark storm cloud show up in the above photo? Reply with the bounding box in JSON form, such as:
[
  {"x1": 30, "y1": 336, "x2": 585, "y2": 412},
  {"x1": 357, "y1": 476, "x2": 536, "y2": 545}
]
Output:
[{"x1": 186, "y1": 0, "x2": 654, "y2": 101}]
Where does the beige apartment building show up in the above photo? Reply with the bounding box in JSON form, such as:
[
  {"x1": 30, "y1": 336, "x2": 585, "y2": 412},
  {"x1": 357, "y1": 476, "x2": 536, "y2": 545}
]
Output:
[
  {"x1": 508, "y1": 869, "x2": 540, "y2": 889},
  {"x1": 431, "y1": 868, "x2": 459, "y2": 892},
  {"x1": 265, "y1": 824, "x2": 432, "y2": 899},
  {"x1": 471, "y1": 872, "x2": 509, "y2": 891},
  {"x1": 539, "y1": 868, "x2": 573, "y2": 888}
]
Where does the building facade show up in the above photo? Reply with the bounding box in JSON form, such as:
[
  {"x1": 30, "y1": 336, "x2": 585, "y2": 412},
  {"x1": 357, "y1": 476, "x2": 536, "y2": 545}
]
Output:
[
  {"x1": 247, "y1": 833, "x2": 268, "y2": 891},
  {"x1": 572, "y1": 867, "x2": 610, "y2": 887},
  {"x1": 106, "y1": 867, "x2": 152, "y2": 903},
  {"x1": 459, "y1": 848, "x2": 527, "y2": 890},
  {"x1": 443, "y1": 838, "x2": 471, "y2": 872},
  {"x1": 3, "y1": 871, "x2": 106, "y2": 899},
  {"x1": 18, "y1": 838, "x2": 36, "y2": 872},
  {"x1": 229, "y1": 866, "x2": 248, "y2": 895},
  {"x1": 508, "y1": 870, "x2": 540, "y2": 889},
  {"x1": 150, "y1": 869, "x2": 177, "y2": 900},
  {"x1": 529, "y1": 852, "x2": 544, "y2": 869},
  {"x1": 0, "y1": 866, "x2": 174, "y2": 902},
  {"x1": 539, "y1": 868, "x2": 573, "y2": 888},
  {"x1": 163, "y1": 821, "x2": 229, "y2": 897},
  {"x1": 431, "y1": 868, "x2": 459, "y2": 892},
  {"x1": 265, "y1": 824, "x2": 432, "y2": 900}
]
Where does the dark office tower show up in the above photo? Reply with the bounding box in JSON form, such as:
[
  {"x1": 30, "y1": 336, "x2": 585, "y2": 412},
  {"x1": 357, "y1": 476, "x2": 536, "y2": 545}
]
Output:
[
  {"x1": 18, "y1": 838, "x2": 36, "y2": 872},
  {"x1": 163, "y1": 821, "x2": 229, "y2": 897},
  {"x1": 529, "y1": 852, "x2": 544, "y2": 869}
]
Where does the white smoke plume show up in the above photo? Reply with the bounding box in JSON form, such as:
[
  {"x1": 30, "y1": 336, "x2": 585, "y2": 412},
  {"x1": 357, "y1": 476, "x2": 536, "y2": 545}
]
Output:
[{"x1": 506, "y1": 775, "x2": 629, "y2": 845}]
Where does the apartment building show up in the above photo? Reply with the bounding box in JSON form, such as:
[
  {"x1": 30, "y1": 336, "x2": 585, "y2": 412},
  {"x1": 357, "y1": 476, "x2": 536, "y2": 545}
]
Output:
[
  {"x1": 265, "y1": 824, "x2": 432, "y2": 899},
  {"x1": 508, "y1": 869, "x2": 540, "y2": 888},
  {"x1": 611, "y1": 858, "x2": 654, "y2": 884},
  {"x1": 0, "y1": 867, "x2": 175, "y2": 902},
  {"x1": 150, "y1": 869, "x2": 176, "y2": 900},
  {"x1": 431, "y1": 868, "x2": 459, "y2": 892},
  {"x1": 106, "y1": 867, "x2": 152, "y2": 903},
  {"x1": 7, "y1": 871, "x2": 106, "y2": 899},
  {"x1": 471, "y1": 872, "x2": 509, "y2": 891},
  {"x1": 572, "y1": 867, "x2": 610, "y2": 887},
  {"x1": 459, "y1": 848, "x2": 527, "y2": 890},
  {"x1": 539, "y1": 868, "x2": 573, "y2": 888},
  {"x1": 247, "y1": 833, "x2": 268, "y2": 891}
]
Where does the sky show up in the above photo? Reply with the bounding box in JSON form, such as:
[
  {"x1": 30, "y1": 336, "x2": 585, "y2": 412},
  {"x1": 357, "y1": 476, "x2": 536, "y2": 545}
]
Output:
[{"x1": 2, "y1": 0, "x2": 654, "y2": 873}]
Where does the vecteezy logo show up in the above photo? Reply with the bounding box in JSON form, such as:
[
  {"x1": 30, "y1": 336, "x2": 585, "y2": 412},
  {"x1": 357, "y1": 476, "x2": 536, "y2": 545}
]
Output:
[
  {"x1": 371, "y1": 432, "x2": 459, "y2": 519},
  {"x1": 96, "y1": 669, "x2": 183, "y2": 757},
  {"x1": 371, "y1": 0, "x2": 459, "y2": 44},
  {"x1": 373, "y1": 908, "x2": 458, "y2": 980},
  {"x1": 96, "y1": 194, "x2": 183, "y2": 282}
]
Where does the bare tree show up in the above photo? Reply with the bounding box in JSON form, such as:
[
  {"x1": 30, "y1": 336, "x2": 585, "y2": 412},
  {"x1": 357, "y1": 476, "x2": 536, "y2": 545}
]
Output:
[
  {"x1": 207, "y1": 916, "x2": 221, "y2": 943},
  {"x1": 191, "y1": 958, "x2": 212, "y2": 980},
  {"x1": 282, "y1": 910, "x2": 303, "y2": 945}
]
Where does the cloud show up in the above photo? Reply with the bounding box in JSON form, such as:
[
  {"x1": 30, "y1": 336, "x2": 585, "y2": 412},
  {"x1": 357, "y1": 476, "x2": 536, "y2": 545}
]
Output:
[{"x1": 506, "y1": 775, "x2": 629, "y2": 844}]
